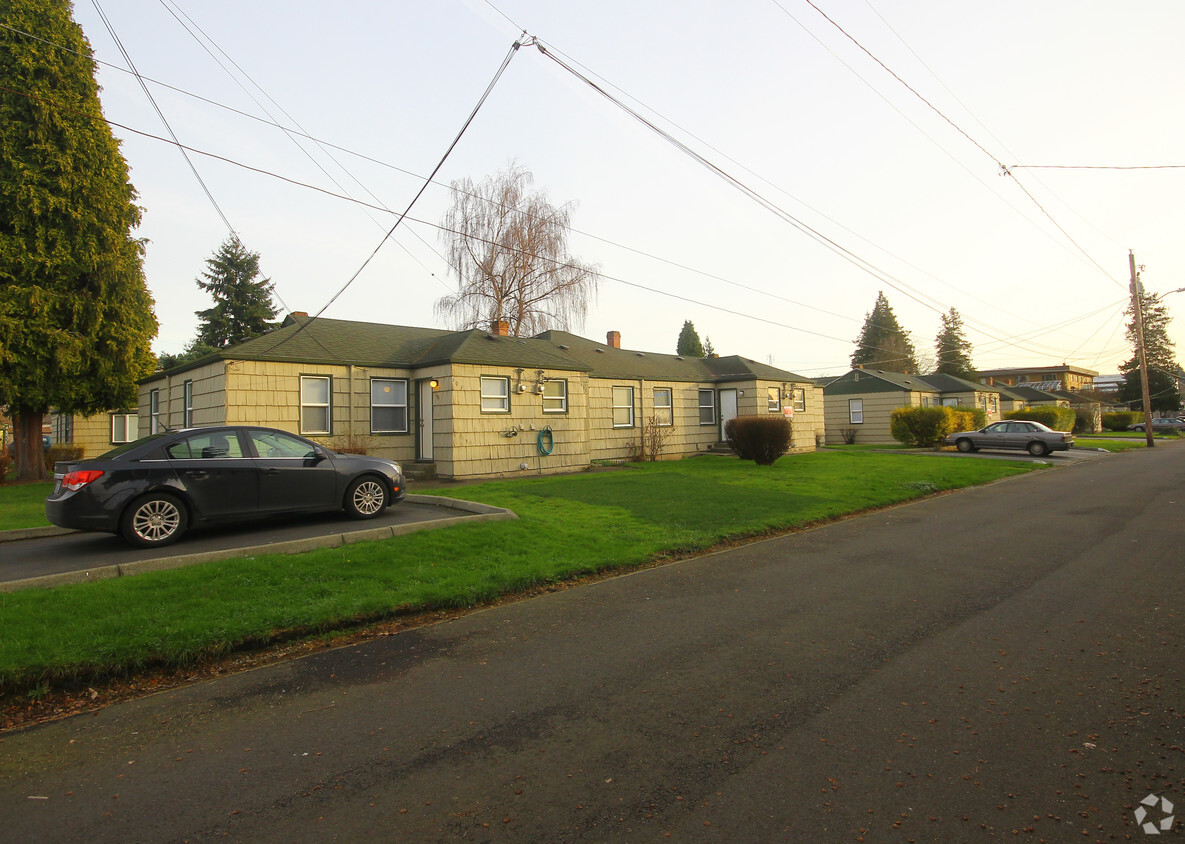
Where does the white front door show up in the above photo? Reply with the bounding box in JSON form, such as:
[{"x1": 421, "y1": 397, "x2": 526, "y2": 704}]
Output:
[
  {"x1": 418, "y1": 379, "x2": 434, "y2": 460},
  {"x1": 719, "y1": 389, "x2": 738, "y2": 440}
]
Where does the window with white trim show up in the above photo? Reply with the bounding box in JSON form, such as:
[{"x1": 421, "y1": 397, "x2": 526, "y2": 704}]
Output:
[
  {"x1": 792, "y1": 388, "x2": 806, "y2": 412},
  {"x1": 612, "y1": 386, "x2": 635, "y2": 428},
  {"x1": 542, "y1": 379, "x2": 567, "y2": 413},
  {"x1": 183, "y1": 380, "x2": 194, "y2": 428},
  {"x1": 480, "y1": 376, "x2": 510, "y2": 413},
  {"x1": 653, "y1": 388, "x2": 673, "y2": 426},
  {"x1": 767, "y1": 387, "x2": 781, "y2": 412},
  {"x1": 371, "y1": 379, "x2": 408, "y2": 433},
  {"x1": 849, "y1": 398, "x2": 863, "y2": 424},
  {"x1": 149, "y1": 389, "x2": 161, "y2": 434},
  {"x1": 300, "y1": 375, "x2": 331, "y2": 435},
  {"x1": 698, "y1": 389, "x2": 715, "y2": 425},
  {"x1": 111, "y1": 413, "x2": 138, "y2": 444}
]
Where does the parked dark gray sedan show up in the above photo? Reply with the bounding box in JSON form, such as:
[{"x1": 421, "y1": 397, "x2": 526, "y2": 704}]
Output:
[
  {"x1": 945, "y1": 420, "x2": 1074, "y2": 456},
  {"x1": 46, "y1": 426, "x2": 406, "y2": 547}
]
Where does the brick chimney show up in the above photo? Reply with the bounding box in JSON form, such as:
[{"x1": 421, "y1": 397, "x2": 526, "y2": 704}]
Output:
[
  {"x1": 492, "y1": 319, "x2": 509, "y2": 336},
  {"x1": 606, "y1": 330, "x2": 621, "y2": 349},
  {"x1": 292, "y1": 311, "x2": 308, "y2": 318}
]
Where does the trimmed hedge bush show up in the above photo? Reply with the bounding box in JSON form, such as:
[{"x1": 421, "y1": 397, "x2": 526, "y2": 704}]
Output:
[
  {"x1": 44, "y1": 443, "x2": 84, "y2": 472},
  {"x1": 1005, "y1": 406, "x2": 1075, "y2": 432},
  {"x1": 890, "y1": 406, "x2": 966, "y2": 447},
  {"x1": 1101, "y1": 411, "x2": 1141, "y2": 432},
  {"x1": 724, "y1": 415, "x2": 793, "y2": 465}
]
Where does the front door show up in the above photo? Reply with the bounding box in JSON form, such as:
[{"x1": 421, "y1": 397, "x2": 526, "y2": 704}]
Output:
[
  {"x1": 719, "y1": 389, "x2": 738, "y2": 441},
  {"x1": 418, "y1": 379, "x2": 434, "y2": 461}
]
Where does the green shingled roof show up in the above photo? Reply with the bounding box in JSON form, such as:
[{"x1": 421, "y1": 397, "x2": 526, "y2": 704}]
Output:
[
  {"x1": 536, "y1": 330, "x2": 812, "y2": 384},
  {"x1": 153, "y1": 316, "x2": 811, "y2": 383}
]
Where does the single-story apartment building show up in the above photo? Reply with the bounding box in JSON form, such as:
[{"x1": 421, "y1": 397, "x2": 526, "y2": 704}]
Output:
[
  {"x1": 132, "y1": 314, "x2": 825, "y2": 479},
  {"x1": 822, "y1": 367, "x2": 1003, "y2": 444}
]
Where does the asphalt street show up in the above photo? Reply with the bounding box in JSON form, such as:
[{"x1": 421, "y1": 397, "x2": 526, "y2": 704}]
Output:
[{"x1": 1, "y1": 445, "x2": 1182, "y2": 841}]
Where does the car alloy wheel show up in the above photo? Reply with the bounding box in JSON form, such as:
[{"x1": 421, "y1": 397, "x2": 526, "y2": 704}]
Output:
[
  {"x1": 122, "y1": 493, "x2": 187, "y2": 547},
  {"x1": 1027, "y1": 441, "x2": 1048, "y2": 457},
  {"x1": 346, "y1": 477, "x2": 387, "y2": 519},
  {"x1": 956, "y1": 439, "x2": 975, "y2": 453}
]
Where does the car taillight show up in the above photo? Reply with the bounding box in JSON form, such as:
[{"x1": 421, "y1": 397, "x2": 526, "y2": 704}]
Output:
[{"x1": 62, "y1": 469, "x2": 104, "y2": 491}]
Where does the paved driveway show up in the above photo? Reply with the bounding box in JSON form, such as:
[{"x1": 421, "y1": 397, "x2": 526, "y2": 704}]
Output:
[
  {"x1": 2, "y1": 448, "x2": 1182, "y2": 841},
  {"x1": 0, "y1": 494, "x2": 514, "y2": 590}
]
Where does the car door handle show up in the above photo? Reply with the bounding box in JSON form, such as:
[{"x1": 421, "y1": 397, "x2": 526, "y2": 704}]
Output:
[
  {"x1": 263, "y1": 468, "x2": 281, "y2": 475},
  {"x1": 183, "y1": 470, "x2": 209, "y2": 480}
]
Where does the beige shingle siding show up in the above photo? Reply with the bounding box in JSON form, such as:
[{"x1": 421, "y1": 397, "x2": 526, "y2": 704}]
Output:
[{"x1": 139, "y1": 320, "x2": 824, "y2": 478}]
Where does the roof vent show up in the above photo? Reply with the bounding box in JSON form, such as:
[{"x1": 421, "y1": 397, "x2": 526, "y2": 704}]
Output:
[
  {"x1": 595, "y1": 348, "x2": 604, "y2": 353},
  {"x1": 636, "y1": 352, "x2": 645, "y2": 357},
  {"x1": 675, "y1": 356, "x2": 684, "y2": 360},
  {"x1": 559, "y1": 344, "x2": 570, "y2": 350}
]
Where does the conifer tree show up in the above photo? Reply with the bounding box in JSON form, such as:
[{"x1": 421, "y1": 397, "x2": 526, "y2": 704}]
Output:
[
  {"x1": 1119, "y1": 290, "x2": 1181, "y2": 412},
  {"x1": 934, "y1": 307, "x2": 976, "y2": 379},
  {"x1": 851, "y1": 292, "x2": 918, "y2": 373},
  {"x1": 1, "y1": 0, "x2": 157, "y2": 481},
  {"x1": 193, "y1": 236, "x2": 277, "y2": 349},
  {"x1": 676, "y1": 320, "x2": 704, "y2": 357}
]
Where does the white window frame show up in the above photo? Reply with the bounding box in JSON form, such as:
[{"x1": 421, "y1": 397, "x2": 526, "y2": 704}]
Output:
[
  {"x1": 653, "y1": 388, "x2": 673, "y2": 427},
  {"x1": 792, "y1": 388, "x2": 806, "y2": 413},
  {"x1": 370, "y1": 378, "x2": 409, "y2": 433},
  {"x1": 698, "y1": 389, "x2": 716, "y2": 426},
  {"x1": 183, "y1": 380, "x2": 194, "y2": 428},
  {"x1": 480, "y1": 376, "x2": 510, "y2": 413},
  {"x1": 849, "y1": 398, "x2": 863, "y2": 424},
  {"x1": 300, "y1": 375, "x2": 332, "y2": 435},
  {"x1": 542, "y1": 379, "x2": 568, "y2": 414},
  {"x1": 612, "y1": 386, "x2": 635, "y2": 428},
  {"x1": 149, "y1": 388, "x2": 160, "y2": 434},
  {"x1": 111, "y1": 413, "x2": 137, "y2": 444},
  {"x1": 767, "y1": 387, "x2": 781, "y2": 413}
]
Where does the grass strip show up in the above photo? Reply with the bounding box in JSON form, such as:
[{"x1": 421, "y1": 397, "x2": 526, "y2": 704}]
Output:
[
  {"x1": 0, "y1": 482, "x2": 53, "y2": 531},
  {"x1": 0, "y1": 452, "x2": 1036, "y2": 695}
]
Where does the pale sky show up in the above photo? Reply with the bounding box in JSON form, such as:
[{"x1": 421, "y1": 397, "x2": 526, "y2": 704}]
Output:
[{"x1": 61, "y1": 0, "x2": 1185, "y2": 377}]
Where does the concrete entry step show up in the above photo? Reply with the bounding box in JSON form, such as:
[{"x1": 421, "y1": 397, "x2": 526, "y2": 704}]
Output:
[{"x1": 404, "y1": 462, "x2": 437, "y2": 481}]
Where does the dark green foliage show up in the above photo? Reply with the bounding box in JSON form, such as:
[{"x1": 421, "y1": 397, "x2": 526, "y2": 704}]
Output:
[
  {"x1": 890, "y1": 406, "x2": 959, "y2": 447},
  {"x1": 1, "y1": 0, "x2": 158, "y2": 480},
  {"x1": 1119, "y1": 367, "x2": 1181, "y2": 414},
  {"x1": 1119, "y1": 290, "x2": 1181, "y2": 412},
  {"x1": 1005, "y1": 406, "x2": 1075, "y2": 432},
  {"x1": 851, "y1": 292, "x2": 919, "y2": 373},
  {"x1": 724, "y1": 415, "x2": 793, "y2": 465},
  {"x1": 934, "y1": 307, "x2": 975, "y2": 379},
  {"x1": 1072, "y1": 409, "x2": 1095, "y2": 435},
  {"x1": 193, "y1": 236, "x2": 277, "y2": 348},
  {"x1": 1101, "y1": 411, "x2": 1139, "y2": 431},
  {"x1": 157, "y1": 342, "x2": 220, "y2": 372},
  {"x1": 676, "y1": 320, "x2": 705, "y2": 357}
]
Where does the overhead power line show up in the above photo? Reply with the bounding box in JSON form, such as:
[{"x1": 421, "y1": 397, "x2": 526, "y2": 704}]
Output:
[{"x1": 792, "y1": 0, "x2": 1124, "y2": 291}]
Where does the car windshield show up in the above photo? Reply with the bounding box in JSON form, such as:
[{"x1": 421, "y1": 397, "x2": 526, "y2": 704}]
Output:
[{"x1": 97, "y1": 433, "x2": 172, "y2": 460}]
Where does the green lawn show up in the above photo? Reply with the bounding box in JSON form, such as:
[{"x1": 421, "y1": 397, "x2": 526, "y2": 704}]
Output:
[
  {"x1": 1073, "y1": 436, "x2": 1150, "y2": 453},
  {"x1": 0, "y1": 482, "x2": 53, "y2": 531},
  {"x1": 0, "y1": 452, "x2": 1038, "y2": 696}
]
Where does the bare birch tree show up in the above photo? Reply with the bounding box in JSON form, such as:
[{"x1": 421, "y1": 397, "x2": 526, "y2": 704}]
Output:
[{"x1": 435, "y1": 162, "x2": 598, "y2": 336}]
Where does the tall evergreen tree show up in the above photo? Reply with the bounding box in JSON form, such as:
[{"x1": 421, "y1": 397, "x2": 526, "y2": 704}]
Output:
[
  {"x1": 1119, "y1": 290, "x2": 1181, "y2": 412},
  {"x1": 851, "y1": 292, "x2": 918, "y2": 373},
  {"x1": 1, "y1": 0, "x2": 157, "y2": 481},
  {"x1": 192, "y1": 236, "x2": 277, "y2": 349},
  {"x1": 933, "y1": 307, "x2": 976, "y2": 379},
  {"x1": 676, "y1": 320, "x2": 704, "y2": 356}
]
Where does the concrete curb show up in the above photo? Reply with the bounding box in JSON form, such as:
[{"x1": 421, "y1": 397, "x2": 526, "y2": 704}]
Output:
[{"x1": 0, "y1": 495, "x2": 517, "y2": 594}]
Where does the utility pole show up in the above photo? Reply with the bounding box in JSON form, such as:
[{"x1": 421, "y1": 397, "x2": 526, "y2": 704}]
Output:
[{"x1": 1129, "y1": 250, "x2": 1155, "y2": 449}]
